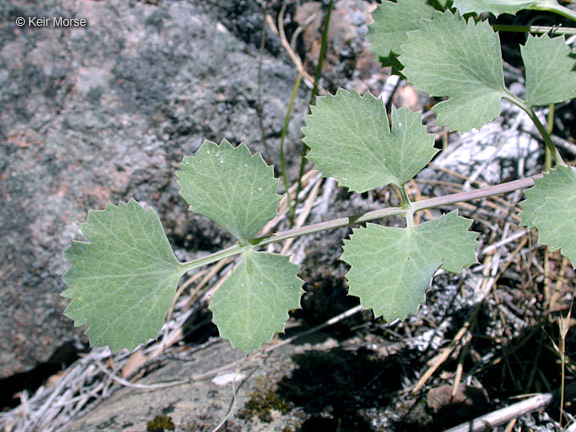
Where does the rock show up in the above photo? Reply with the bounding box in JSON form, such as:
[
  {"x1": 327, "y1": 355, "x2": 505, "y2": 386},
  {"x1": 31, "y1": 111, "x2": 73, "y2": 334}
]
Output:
[
  {"x1": 0, "y1": 0, "x2": 308, "y2": 379},
  {"x1": 64, "y1": 336, "x2": 409, "y2": 432},
  {"x1": 293, "y1": 0, "x2": 386, "y2": 92},
  {"x1": 64, "y1": 340, "x2": 283, "y2": 432},
  {"x1": 64, "y1": 341, "x2": 250, "y2": 432},
  {"x1": 427, "y1": 384, "x2": 490, "y2": 428}
]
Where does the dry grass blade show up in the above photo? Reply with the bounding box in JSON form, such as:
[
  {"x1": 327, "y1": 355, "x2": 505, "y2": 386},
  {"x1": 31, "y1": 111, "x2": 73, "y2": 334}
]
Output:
[
  {"x1": 444, "y1": 382, "x2": 576, "y2": 432},
  {"x1": 265, "y1": 5, "x2": 323, "y2": 93},
  {"x1": 558, "y1": 300, "x2": 573, "y2": 427}
]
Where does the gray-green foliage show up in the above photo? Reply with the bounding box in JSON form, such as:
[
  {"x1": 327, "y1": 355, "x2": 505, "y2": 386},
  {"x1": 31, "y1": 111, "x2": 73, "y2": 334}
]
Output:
[
  {"x1": 303, "y1": 89, "x2": 437, "y2": 192},
  {"x1": 62, "y1": 201, "x2": 185, "y2": 352},
  {"x1": 177, "y1": 140, "x2": 281, "y2": 244},
  {"x1": 209, "y1": 250, "x2": 303, "y2": 352},
  {"x1": 520, "y1": 166, "x2": 576, "y2": 267},
  {"x1": 367, "y1": 0, "x2": 436, "y2": 62},
  {"x1": 62, "y1": 1, "x2": 576, "y2": 353},
  {"x1": 521, "y1": 34, "x2": 576, "y2": 107},
  {"x1": 342, "y1": 211, "x2": 479, "y2": 321},
  {"x1": 452, "y1": 0, "x2": 560, "y2": 16},
  {"x1": 399, "y1": 11, "x2": 507, "y2": 131}
]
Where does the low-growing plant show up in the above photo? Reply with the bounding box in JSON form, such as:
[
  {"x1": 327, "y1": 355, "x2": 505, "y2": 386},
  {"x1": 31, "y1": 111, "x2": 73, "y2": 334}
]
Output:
[{"x1": 62, "y1": 0, "x2": 576, "y2": 354}]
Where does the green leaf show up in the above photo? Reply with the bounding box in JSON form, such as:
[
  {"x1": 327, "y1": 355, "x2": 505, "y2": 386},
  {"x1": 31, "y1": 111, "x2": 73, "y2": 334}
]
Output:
[
  {"x1": 399, "y1": 11, "x2": 507, "y2": 132},
  {"x1": 522, "y1": 34, "x2": 576, "y2": 107},
  {"x1": 209, "y1": 250, "x2": 304, "y2": 353},
  {"x1": 342, "y1": 211, "x2": 479, "y2": 321},
  {"x1": 177, "y1": 140, "x2": 281, "y2": 243},
  {"x1": 302, "y1": 89, "x2": 437, "y2": 192},
  {"x1": 453, "y1": 0, "x2": 559, "y2": 16},
  {"x1": 368, "y1": 0, "x2": 436, "y2": 66},
  {"x1": 62, "y1": 201, "x2": 184, "y2": 352},
  {"x1": 520, "y1": 166, "x2": 576, "y2": 267}
]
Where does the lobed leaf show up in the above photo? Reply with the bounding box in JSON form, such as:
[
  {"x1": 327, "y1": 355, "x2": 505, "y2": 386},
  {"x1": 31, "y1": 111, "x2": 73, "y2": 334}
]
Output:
[
  {"x1": 177, "y1": 140, "x2": 281, "y2": 244},
  {"x1": 453, "y1": 0, "x2": 559, "y2": 16},
  {"x1": 302, "y1": 89, "x2": 437, "y2": 192},
  {"x1": 521, "y1": 34, "x2": 576, "y2": 107},
  {"x1": 399, "y1": 11, "x2": 507, "y2": 132},
  {"x1": 62, "y1": 200, "x2": 184, "y2": 352},
  {"x1": 342, "y1": 211, "x2": 479, "y2": 321},
  {"x1": 367, "y1": 0, "x2": 436, "y2": 67},
  {"x1": 209, "y1": 250, "x2": 304, "y2": 353},
  {"x1": 520, "y1": 166, "x2": 576, "y2": 267}
]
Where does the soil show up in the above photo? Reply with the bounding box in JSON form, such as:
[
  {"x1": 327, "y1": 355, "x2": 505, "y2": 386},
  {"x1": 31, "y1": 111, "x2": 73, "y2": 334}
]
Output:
[{"x1": 1, "y1": 1, "x2": 576, "y2": 431}]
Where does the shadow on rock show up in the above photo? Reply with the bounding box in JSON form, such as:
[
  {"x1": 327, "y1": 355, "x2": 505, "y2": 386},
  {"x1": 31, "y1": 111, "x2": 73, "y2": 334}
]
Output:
[{"x1": 277, "y1": 348, "x2": 404, "y2": 432}]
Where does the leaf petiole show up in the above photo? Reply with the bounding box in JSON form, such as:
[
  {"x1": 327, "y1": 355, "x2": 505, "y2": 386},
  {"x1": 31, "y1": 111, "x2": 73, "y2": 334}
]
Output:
[
  {"x1": 536, "y1": 3, "x2": 576, "y2": 23},
  {"x1": 400, "y1": 184, "x2": 414, "y2": 228},
  {"x1": 492, "y1": 24, "x2": 576, "y2": 35},
  {"x1": 183, "y1": 175, "x2": 541, "y2": 273},
  {"x1": 179, "y1": 244, "x2": 249, "y2": 274},
  {"x1": 503, "y1": 91, "x2": 566, "y2": 166}
]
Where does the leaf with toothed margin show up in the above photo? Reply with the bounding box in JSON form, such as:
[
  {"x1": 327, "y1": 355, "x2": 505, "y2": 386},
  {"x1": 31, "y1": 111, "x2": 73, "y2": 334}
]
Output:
[
  {"x1": 176, "y1": 139, "x2": 281, "y2": 244},
  {"x1": 341, "y1": 211, "x2": 479, "y2": 322},
  {"x1": 398, "y1": 10, "x2": 507, "y2": 132},
  {"x1": 62, "y1": 200, "x2": 184, "y2": 352},
  {"x1": 209, "y1": 250, "x2": 304, "y2": 353},
  {"x1": 521, "y1": 34, "x2": 576, "y2": 108},
  {"x1": 520, "y1": 166, "x2": 576, "y2": 267},
  {"x1": 367, "y1": 0, "x2": 436, "y2": 68},
  {"x1": 302, "y1": 89, "x2": 437, "y2": 193},
  {"x1": 453, "y1": 0, "x2": 559, "y2": 16}
]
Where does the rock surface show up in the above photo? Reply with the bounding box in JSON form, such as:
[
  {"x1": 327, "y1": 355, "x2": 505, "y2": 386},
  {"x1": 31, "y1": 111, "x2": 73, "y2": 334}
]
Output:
[
  {"x1": 64, "y1": 335, "x2": 406, "y2": 432},
  {"x1": 0, "y1": 0, "x2": 309, "y2": 379},
  {"x1": 64, "y1": 339, "x2": 290, "y2": 432}
]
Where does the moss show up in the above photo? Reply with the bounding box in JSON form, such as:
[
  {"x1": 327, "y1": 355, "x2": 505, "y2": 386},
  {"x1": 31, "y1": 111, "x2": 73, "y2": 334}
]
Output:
[
  {"x1": 146, "y1": 415, "x2": 175, "y2": 432},
  {"x1": 238, "y1": 372, "x2": 294, "y2": 423},
  {"x1": 180, "y1": 418, "x2": 240, "y2": 432}
]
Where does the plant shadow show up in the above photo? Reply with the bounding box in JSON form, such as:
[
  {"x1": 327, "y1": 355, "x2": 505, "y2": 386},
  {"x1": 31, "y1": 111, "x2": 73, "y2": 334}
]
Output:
[{"x1": 276, "y1": 347, "x2": 405, "y2": 432}]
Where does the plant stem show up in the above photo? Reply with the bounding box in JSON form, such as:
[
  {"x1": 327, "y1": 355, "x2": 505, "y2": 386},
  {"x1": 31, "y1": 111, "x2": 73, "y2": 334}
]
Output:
[
  {"x1": 256, "y1": 0, "x2": 270, "y2": 161},
  {"x1": 492, "y1": 24, "x2": 576, "y2": 35},
  {"x1": 294, "y1": 0, "x2": 333, "y2": 222},
  {"x1": 179, "y1": 244, "x2": 248, "y2": 274},
  {"x1": 400, "y1": 184, "x2": 414, "y2": 228},
  {"x1": 253, "y1": 176, "x2": 538, "y2": 246},
  {"x1": 260, "y1": 175, "x2": 538, "y2": 246},
  {"x1": 410, "y1": 175, "x2": 537, "y2": 212},
  {"x1": 281, "y1": 69, "x2": 304, "y2": 225},
  {"x1": 503, "y1": 92, "x2": 566, "y2": 166},
  {"x1": 536, "y1": 3, "x2": 576, "y2": 23},
  {"x1": 399, "y1": 184, "x2": 412, "y2": 208},
  {"x1": 179, "y1": 176, "x2": 540, "y2": 271},
  {"x1": 545, "y1": 104, "x2": 555, "y2": 171},
  {"x1": 311, "y1": 0, "x2": 333, "y2": 104}
]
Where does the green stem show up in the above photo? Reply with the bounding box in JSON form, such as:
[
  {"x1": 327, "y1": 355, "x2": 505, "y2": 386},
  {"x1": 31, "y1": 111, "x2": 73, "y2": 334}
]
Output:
[
  {"x1": 545, "y1": 104, "x2": 555, "y2": 171},
  {"x1": 177, "y1": 172, "x2": 542, "y2": 277},
  {"x1": 257, "y1": 175, "x2": 538, "y2": 246},
  {"x1": 492, "y1": 24, "x2": 576, "y2": 35},
  {"x1": 310, "y1": 0, "x2": 333, "y2": 105},
  {"x1": 294, "y1": 0, "x2": 333, "y2": 221},
  {"x1": 410, "y1": 175, "x2": 537, "y2": 213},
  {"x1": 256, "y1": 0, "x2": 270, "y2": 161},
  {"x1": 179, "y1": 244, "x2": 248, "y2": 274},
  {"x1": 399, "y1": 184, "x2": 412, "y2": 208},
  {"x1": 503, "y1": 92, "x2": 566, "y2": 166},
  {"x1": 282, "y1": 70, "x2": 304, "y2": 226},
  {"x1": 179, "y1": 175, "x2": 541, "y2": 272},
  {"x1": 399, "y1": 184, "x2": 414, "y2": 228},
  {"x1": 535, "y1": 4, "x2": 576, "y2": 23}
]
